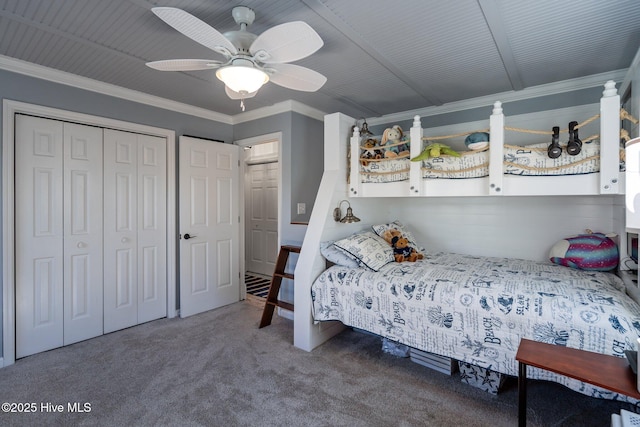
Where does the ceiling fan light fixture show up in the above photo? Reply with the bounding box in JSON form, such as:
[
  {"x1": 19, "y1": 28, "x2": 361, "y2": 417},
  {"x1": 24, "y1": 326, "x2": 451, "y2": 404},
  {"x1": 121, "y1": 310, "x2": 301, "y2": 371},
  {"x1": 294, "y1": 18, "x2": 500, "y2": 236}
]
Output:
[{"x1": 216, "y1": 65, "x2": 269, "y2": 94}]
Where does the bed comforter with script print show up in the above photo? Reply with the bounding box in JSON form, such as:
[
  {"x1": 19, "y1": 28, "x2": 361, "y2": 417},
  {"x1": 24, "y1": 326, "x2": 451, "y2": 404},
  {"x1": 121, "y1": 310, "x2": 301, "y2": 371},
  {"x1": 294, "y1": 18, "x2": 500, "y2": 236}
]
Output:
[{"x1": 311, "y1": 252, "x2": 640, "y2": 400}]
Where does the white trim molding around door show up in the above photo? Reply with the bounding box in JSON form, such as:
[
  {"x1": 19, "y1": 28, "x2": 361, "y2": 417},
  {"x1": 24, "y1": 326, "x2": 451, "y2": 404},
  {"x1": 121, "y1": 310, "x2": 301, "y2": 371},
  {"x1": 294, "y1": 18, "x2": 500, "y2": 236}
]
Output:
[
  {"x1": 2, "y1": 99, "x2": 177, "y2": 367},
  {"x1": 234, "y1": 132, "x2": 282, "y2": 301}
]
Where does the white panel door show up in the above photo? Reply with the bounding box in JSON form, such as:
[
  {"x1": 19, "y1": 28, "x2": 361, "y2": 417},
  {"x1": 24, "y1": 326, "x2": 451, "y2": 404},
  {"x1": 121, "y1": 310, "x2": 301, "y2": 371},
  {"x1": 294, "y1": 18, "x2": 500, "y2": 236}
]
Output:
[
  {"x1": 103, "y1": 129, "x2": 168, "y2": 332},
  {"x1": 15, "y1": 115, "x2": 65, "y2": 358},
  {"x1": 137, "y1": 134, "x2": 167, "y2": 324},
  {"x1": 245, "y1": 162, "x2": 279, "y2": 276},
  {"x1": 179, "y1": 136, "x2": 240, "y2": 317},
  {"x1": 62, "y1": 122, "x2": 104, "y2": 345},
  {"x1": 104, "y1": 129, "x2": 139, "y2": 333}
]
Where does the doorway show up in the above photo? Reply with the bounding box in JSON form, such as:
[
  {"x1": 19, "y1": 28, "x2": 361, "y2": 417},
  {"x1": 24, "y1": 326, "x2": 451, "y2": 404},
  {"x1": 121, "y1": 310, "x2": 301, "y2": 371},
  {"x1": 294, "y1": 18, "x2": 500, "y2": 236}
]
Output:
[{"x1": 235, "y1": 133, "x2": 282, "y2": 300}]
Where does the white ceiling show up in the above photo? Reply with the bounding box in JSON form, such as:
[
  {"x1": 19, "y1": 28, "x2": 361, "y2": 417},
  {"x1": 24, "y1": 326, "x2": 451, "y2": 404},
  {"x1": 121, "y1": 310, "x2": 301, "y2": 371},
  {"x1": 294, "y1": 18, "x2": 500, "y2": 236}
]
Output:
[{"x1": 1, "y1": 0, "x2": 640, "y2": 118}]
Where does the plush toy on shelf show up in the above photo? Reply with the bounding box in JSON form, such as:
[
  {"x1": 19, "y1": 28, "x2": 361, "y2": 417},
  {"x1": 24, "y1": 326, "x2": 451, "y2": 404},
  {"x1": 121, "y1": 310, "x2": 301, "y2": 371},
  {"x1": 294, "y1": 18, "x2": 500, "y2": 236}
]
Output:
[
  {"x1": 464, "y1": 132, "x2": 490, "y2": 151},
  {"x1": 411, "y1": 142, "x2": 460, "y2": 162},
  {"x1": 381, "y1": 125, "x2": 409, "y2": 158},
  {"x1": 360, "y1": 138, "x2": 382, "y2": 166}
]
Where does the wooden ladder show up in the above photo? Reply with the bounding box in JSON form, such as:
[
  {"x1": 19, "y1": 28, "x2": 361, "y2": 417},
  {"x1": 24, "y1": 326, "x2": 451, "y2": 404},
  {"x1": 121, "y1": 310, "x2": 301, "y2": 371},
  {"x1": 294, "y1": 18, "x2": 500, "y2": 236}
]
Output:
[{"x1": 259, "y1": 245, "x2": 301, "y2": 328}]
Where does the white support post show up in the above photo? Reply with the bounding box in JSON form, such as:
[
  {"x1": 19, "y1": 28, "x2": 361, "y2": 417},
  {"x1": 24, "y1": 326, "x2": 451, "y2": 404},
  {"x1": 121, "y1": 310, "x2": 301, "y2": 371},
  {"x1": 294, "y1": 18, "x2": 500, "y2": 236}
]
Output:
[
  {"x1": 600, "y1": 80, "x2": 620, "y2": 194},
  {"x1": 349, "y1": 127, "x2": 362, "y2": 197},
  {"x1": 489, "y1": 101, "x2": 504, "y2": 195},
  {"x1": 626, "y1": 137, "x2": 640, "y2": 230},
  {"x1": 409, "y1": 115, "x2": 424, "y2": 196}
]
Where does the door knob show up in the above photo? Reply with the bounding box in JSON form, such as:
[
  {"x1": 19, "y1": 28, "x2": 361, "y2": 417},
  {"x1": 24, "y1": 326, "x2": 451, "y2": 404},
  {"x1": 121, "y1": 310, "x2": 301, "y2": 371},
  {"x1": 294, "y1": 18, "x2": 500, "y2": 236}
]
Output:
[{"x1": 183, "y1": 233, "x2": 196, "y2": 240}]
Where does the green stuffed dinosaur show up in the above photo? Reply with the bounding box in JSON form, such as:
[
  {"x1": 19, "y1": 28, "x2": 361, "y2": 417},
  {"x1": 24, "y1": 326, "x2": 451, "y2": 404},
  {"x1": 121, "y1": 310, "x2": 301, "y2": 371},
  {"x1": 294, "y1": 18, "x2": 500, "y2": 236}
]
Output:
[{"x1": 411, "y1": 143, "x2": 460, "y2": 161}]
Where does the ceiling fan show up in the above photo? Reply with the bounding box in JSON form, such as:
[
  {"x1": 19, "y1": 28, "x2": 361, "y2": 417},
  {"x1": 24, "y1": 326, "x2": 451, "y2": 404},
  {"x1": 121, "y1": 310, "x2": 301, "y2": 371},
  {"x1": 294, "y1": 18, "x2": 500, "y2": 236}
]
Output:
[{"x1": 146, "y1": 6, "x2": 327, "y2": 110}]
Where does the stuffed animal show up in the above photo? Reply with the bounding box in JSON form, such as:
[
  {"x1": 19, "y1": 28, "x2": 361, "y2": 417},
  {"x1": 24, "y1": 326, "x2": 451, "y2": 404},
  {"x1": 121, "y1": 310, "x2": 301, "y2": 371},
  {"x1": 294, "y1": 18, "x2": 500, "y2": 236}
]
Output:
[
  {"x1": 381, "y1": 125, "x2": 409, "y2": 158},
  {"x1": 464, "y1": 132, "x2": 490, "y2": 150},
  {"x1": 391, "y1": 235, "x2": 423, "y2": 262},
  {"x1": 381, "y1": 228, "x2": 402, "y2": 245},
  {"x1": 380, "y1": 228, "x2": 423, "y2": 262},
  {"x1": 411, "y1": 143, "x2": 460, "y2": 162},
  {"x1": 360, "y1": 138, "x2": 382, "y2": 166}
]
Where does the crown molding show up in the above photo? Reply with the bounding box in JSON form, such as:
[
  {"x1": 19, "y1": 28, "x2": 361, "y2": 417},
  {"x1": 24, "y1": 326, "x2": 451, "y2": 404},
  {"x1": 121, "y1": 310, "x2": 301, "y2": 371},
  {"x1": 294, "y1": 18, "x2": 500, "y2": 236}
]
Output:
[
  {"x1": 366, "y1": 69, "x2": 628, "y2": 126},
  {"x1": 0, "y1": 55, "x2": 234, "y2": 124},
  {"x1": 0, "y1": 55, "x2": 327, "y2": 125},
  {"x1": 232, "y1": 99, "x2": 326, "y2": 124}
]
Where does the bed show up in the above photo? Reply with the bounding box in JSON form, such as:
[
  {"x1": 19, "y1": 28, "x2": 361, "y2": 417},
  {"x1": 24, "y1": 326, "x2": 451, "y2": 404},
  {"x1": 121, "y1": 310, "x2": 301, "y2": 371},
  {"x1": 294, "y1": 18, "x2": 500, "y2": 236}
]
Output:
[
  {"x1": 311, "y1": 233, "x2": 640, "y2": 401},
  {"x1": 293, "y1": 76, "x2": 640, "y2": 403},
  {"x1": 348, "y1": 80, "x2": 628, "y2": 197}
]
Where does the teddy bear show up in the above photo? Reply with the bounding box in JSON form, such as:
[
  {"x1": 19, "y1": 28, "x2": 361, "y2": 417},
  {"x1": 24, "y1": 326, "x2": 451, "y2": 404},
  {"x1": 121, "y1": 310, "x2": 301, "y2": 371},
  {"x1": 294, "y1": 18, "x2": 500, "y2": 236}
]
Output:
[
  {"x1": 381, "y1": 228, "x2": 402, "y2": 245},
  {"x1": 391, "y1": 235, "x2": 423, "y2": 262},
  {"x1": 381, "y1": 125, "x2": 409, "y2": 158},
  {"x1": 360, "y1": 138, "x2": 382, "y2": 166},
  {"x1": 381, "y1": 228, "x2": 423, "y2": 262}
]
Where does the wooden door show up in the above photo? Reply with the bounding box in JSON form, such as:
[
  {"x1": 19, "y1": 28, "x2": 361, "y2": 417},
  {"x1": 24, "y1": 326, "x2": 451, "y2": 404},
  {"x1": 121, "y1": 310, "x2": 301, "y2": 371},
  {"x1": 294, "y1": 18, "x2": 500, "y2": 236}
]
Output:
[{"x1": 179, "y1": 136, "x2": 240, "y2": 317}]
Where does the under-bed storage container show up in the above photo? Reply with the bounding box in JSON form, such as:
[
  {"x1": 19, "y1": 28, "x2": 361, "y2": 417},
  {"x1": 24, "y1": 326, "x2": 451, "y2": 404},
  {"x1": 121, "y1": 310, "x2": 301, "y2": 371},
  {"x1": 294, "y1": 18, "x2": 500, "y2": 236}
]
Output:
[{"x1": 409, "y1": 348, "x2": 458, "y2": 376}]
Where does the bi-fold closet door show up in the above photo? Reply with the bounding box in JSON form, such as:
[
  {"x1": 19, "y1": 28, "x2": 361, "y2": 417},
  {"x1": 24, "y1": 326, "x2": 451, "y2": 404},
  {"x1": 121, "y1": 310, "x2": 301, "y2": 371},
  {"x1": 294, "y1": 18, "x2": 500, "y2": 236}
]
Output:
[
  {"x1": 103, "y1": 129, "x2": 167, "y2": 334},
  {"x1": 15, "y1": 115, "x2": 167, "y2": 359},
  {"x1": 16, "y1": 115, "x2": 104, "y2": 358}
]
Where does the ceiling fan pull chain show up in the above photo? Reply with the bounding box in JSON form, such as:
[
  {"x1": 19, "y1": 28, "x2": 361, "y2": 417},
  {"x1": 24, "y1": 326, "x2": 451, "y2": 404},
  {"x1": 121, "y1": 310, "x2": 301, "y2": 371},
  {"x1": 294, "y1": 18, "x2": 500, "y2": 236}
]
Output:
[{"x1": 240, "y1": 98, "x2": 246, "y2": 111}]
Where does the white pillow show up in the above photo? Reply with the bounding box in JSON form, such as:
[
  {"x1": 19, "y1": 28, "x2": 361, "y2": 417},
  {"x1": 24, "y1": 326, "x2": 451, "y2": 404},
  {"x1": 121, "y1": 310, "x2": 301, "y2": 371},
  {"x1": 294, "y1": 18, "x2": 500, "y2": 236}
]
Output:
[
  {"x1": 319, "y1": 241, "x2": 360, "y2": 268},
  {"x1": 333, "y1": 231, "x2": 395, "y2": 272}
]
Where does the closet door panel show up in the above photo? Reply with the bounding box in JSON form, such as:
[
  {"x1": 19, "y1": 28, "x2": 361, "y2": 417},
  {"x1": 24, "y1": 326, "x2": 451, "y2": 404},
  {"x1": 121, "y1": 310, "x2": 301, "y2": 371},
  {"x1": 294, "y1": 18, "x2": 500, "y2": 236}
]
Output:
[
  {"x1": 15, "y1": 115, "x2": 64, "y2": 358},
  {"x1": 63, "y1": 123, "x2": 104, "y2": 345},
  {"x1": 103, "y1": 129, "x2": 138, "y2": 333},
  {"x1": 137, "y1": 134, "x2": 167, "y2": 323}
]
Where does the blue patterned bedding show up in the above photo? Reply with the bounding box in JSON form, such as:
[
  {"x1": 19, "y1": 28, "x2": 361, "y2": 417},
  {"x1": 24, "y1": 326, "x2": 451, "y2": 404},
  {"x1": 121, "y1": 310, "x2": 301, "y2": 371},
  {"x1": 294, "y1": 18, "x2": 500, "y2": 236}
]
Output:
[{"x1": 311, "y1": 252, "x2": 640, "y2": 400}]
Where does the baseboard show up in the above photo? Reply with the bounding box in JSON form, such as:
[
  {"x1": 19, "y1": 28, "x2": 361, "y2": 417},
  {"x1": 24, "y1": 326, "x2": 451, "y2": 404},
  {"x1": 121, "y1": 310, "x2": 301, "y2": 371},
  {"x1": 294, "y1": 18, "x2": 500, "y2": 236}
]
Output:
[{"x1": 277, "y1": 307, "x2": 294, "y2": 321}]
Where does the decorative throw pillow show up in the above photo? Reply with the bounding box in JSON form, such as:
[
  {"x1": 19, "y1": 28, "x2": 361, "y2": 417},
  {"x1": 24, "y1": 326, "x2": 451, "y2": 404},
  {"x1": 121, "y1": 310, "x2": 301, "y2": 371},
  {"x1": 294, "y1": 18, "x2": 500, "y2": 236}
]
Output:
[
  {"x1": 549, "y1": 232, "x2": 618, "y2": 271},
  {"x1": 372, "y1": 220, "x2": 424, "y2": 262},
  {"x1": 333, "y1": 231, "x2": 395, "y2": 272},
  {"x1": 319, "y1": 241, "x2": 360, "y2": 268}
]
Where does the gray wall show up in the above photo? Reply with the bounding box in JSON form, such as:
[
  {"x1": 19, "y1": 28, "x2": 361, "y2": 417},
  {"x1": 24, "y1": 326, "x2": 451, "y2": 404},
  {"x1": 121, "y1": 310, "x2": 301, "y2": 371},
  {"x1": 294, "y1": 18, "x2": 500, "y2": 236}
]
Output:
[
  {"x1": 291, "y1": 114, "x2": 324, "y2": 224},
  {"x1": 369, "y1": 86, "x2": 608, "y2": 134},
  {"x1": 233, "y1": 112, "x2": 325, "y2": 307},
  {"x1": 0, "y1": 69, "x2": 234, "y2": 142},
  {"x1": 233, "y1": 111, "x2": 324, "y2": 243}
]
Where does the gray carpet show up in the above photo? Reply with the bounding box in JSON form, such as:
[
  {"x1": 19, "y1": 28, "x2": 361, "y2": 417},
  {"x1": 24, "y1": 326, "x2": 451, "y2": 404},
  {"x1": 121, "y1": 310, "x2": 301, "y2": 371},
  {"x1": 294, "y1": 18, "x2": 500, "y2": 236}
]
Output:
[{"x1": 0, "y1": 300, "x2": 636, "y2": 426}]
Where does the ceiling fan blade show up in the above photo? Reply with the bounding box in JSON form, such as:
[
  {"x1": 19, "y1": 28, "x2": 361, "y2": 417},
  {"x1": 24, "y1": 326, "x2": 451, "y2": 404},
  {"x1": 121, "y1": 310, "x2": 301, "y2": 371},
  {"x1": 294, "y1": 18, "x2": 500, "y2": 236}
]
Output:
[
  {"x1": 250, "y1": 21, "x2": 323, "y2": 63},
  {"x1": 225, "y1": 86, "x2": 258, "y2": 100},
  {"x1": 152, "y1": 7, "x2": 237, "y2": 57},
  {"x1": 267, "y1": 64, "x2": 326, "y2": 92},
  {"x1": 146, "y1": 59, "x2": 224, "y2": 71}
]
